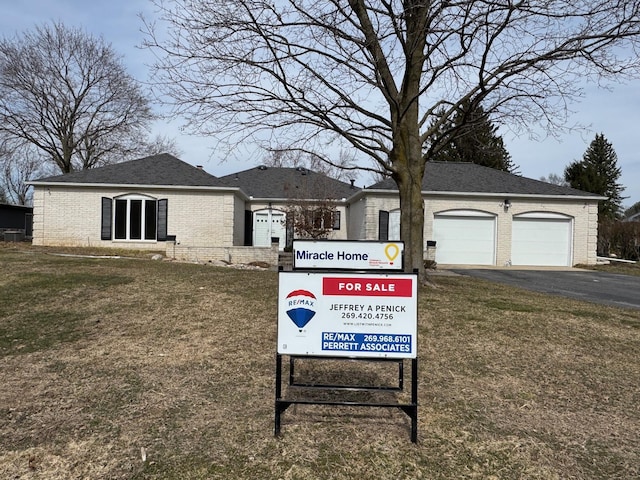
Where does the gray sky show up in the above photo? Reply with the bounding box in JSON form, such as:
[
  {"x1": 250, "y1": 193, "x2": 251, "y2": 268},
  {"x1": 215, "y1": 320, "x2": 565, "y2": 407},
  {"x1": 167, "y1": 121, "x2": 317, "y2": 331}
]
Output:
[{"x1": 2, "y1": 0, "x2": 638, "y2": 207}]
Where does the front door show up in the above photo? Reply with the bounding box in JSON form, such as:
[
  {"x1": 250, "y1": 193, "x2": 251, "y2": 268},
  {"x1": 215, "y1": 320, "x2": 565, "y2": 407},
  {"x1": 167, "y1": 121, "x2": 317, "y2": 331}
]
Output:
[{"x1": 253, "y1": 209, "x2": 286, "y2": 249}]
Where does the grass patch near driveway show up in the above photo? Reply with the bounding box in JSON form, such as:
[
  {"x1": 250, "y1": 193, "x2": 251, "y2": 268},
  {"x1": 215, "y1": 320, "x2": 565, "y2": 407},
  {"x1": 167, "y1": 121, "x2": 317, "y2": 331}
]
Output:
[
  {"x1": 0, "y1": 245, "x2": 639, "y2": 479},
  {"x1": 578, "y1": 261, "x2": 640, "y2": 277}
]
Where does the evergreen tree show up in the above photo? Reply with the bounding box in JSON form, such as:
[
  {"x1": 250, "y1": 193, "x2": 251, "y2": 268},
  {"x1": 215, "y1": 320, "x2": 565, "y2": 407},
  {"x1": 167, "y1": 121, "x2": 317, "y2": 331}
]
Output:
[
  {"x1": 429, "y1": 100, "x2": 519, "y2": 173},
  {"x1": 564, "y1": 133, "x2": 625, "y2": 220}
]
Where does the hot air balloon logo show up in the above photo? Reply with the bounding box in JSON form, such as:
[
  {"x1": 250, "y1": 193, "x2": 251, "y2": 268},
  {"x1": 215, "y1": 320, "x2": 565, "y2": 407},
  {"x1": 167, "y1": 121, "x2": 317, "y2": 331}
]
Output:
[{"x1": 286, "y1": 289, "x2": 317, "y2": 330}]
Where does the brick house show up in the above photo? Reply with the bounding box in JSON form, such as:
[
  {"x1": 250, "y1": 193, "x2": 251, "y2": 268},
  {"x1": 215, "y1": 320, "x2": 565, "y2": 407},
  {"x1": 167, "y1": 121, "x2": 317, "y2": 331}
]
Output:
[{"x1": 29, "y1": 153, "x2": 603, "y2": 266}]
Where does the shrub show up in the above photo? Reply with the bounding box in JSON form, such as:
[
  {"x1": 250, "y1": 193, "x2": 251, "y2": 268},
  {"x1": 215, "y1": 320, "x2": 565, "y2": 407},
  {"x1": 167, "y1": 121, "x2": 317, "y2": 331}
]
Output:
[{"x1": 598, "y1": 220, "x2": 640, "y2": 260}]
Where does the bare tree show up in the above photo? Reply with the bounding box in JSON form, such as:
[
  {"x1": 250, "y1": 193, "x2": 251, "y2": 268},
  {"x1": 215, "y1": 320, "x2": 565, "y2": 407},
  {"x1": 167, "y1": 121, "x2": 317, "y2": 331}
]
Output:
[
  {"x1": 143, "y1": 1, "x2": 640, "y2": 278},
  {"x1": 283, "y1": 199, "x2": 340, "y2": 241},
  {"x1": 0, "y1": 22, "x2": 155, "y2": 174},
  {"x1": 141, "y1": 134, "x2": 182, "y2": 158},
  {"x1": 0, "y1": 138, "x2": 54, "y2": 205},
  {"x1": 540, "y1": 173, "x2": 568, "y2": 187}
]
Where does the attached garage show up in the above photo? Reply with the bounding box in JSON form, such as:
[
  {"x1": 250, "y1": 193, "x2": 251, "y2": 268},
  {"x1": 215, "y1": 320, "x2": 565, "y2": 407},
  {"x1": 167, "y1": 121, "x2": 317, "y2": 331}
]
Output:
[
  {"x1": 433, "y1": 210, "x2": 496, "y2": 265},
  {"x1": 511, "y1": 213, "x2": 573, "y2": 266}
]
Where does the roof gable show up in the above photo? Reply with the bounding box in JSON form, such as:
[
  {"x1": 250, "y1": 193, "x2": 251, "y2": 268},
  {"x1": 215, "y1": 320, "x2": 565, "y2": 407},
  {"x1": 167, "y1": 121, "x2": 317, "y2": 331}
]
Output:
[
  {"x1": 369, "y1": 161, "x2": 601, "y2": 197},
  {"x1": 217, "y1": 166, "x2": 359, "y2": 200},
  {"x1": 32, "y1": 153, "x2": 221, "y2": 187}
]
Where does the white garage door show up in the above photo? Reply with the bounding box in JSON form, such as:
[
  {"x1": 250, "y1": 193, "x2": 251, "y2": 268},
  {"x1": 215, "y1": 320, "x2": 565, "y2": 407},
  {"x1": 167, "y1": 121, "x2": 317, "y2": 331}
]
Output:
[
  {"x1": 512, "y1": 214, "x2": 572, "y2": 266},
  {"x1": 433, "y1": 212, "x2": 496, "y2": 265}
]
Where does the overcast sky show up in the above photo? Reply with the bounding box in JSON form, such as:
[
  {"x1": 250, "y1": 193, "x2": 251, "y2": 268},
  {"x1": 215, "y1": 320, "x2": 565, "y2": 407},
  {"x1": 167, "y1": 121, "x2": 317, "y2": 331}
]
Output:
[{"x1": 2, "y1": 0, "x2": 638, "y2": 207}]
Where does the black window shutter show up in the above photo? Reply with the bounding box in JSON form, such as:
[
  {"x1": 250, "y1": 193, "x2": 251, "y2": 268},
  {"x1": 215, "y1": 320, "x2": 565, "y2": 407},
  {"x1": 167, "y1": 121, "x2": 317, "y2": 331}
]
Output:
[
  {"x1": 157, "y1": 199, "x2": 168, "y2": 241},
  {"x1": 378, "y1": 210, "x2": 389, "y2": 241},
  {"x1": 244, "y1": 210, "x2": 253, "y2": 246},
  {"x1": 101, "y1": 197, "x2": 112, "y2": 240}
]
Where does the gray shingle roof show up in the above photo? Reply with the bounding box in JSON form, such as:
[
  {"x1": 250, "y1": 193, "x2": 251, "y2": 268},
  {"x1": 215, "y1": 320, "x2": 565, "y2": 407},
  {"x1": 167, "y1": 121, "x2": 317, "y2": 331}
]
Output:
[
  {"x1": 369, "y1": 161, "x2": 601, "y2": 197},
  {"x1": 32, "y1": 153, "x2": 220, "y2": 187},
  {"x1": 217, "y1": 166, "x2": 359, "y2": 200},
  {"x1": 32, "y1": 154, "x2": 600, "y2": 200}
]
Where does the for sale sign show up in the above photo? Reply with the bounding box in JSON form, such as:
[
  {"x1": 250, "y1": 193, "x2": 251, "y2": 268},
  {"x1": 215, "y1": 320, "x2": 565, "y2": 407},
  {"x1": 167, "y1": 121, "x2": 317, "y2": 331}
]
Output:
[{"x1": 277, "y1": 271, "x2": 418, "y2": 358}]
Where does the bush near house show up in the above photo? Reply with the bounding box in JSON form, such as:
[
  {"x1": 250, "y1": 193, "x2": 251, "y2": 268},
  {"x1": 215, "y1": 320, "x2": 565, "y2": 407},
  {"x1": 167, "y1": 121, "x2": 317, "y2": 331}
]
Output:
[{"x1": 598, "y1": 220, "x2": 640, "y2": 260}]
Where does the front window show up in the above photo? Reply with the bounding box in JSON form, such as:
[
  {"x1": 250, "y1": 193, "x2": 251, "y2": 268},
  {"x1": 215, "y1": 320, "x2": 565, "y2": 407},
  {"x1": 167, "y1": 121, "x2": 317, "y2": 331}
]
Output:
[
  {"x1": 304, "y1": 208, "x2": 340, "y2": 231},
  {"x1": 114, "y1": 196, "x2": 157, "y2": 240}
]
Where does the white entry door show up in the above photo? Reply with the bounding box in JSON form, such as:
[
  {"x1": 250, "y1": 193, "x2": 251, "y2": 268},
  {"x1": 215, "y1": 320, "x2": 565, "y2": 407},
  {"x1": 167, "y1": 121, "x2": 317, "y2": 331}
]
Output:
[
  {"x1": 388, "y1": 209, "x2": 401, "y2": 241},
  {"x1": 253, "y1": 210, "x2": 286, "y2": 249}
]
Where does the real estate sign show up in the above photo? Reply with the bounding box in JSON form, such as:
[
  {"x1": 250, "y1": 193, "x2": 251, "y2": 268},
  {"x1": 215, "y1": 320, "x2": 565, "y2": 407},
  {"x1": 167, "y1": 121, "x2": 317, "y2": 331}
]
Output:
[
  {"x1": 292, "y1": 240, "x2": 404, "y2": 270},
  {"x1": 277, "y1": 271, "x2": 418, "y2": 358}
]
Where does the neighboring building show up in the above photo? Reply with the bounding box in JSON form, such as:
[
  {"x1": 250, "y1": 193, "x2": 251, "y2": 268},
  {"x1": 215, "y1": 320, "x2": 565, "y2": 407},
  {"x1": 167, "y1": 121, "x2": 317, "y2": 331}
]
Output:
[
  {"x1": 0, "y1": 203, "x2": 33, "y2": 240},
  {"x1": 29, "y1": 154, "x2": 603, "y2": 267},
  {"x1": 624, "y1": 211, "x2": 640, "y2": 222}
]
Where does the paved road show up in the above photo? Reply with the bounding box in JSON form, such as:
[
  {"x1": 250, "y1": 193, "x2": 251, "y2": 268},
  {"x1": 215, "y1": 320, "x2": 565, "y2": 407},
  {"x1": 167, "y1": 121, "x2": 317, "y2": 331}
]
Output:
[{"x1": 450, "y1": 269, "x2": 640, "y2": 310}]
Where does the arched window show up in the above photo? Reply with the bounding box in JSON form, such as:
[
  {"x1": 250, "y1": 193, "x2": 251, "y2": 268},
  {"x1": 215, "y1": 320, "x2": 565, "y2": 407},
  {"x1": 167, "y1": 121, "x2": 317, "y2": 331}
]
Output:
[
  {"x1": 101, "y1": 195, "x2": 167, "y2": 241},
  {"x1": 112, "y1": 195, "x2": 157, "y2": 240}
]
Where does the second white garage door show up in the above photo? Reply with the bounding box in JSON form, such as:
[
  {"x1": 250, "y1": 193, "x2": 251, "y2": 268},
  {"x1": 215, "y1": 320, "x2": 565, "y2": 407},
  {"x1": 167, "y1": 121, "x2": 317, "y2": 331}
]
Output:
[
  {"x1": 433, "y1": 211, "x2": 496, "y2": 265},
  {"x1": 511, "y1": 213, "x2": 572, "y2": 266}
]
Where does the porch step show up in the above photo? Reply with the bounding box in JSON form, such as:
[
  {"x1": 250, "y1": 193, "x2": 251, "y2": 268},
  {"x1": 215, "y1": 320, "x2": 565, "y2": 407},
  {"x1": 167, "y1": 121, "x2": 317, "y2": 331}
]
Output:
[{"x1": 278, "y1": 251, "x2": 293, "y2": 271}]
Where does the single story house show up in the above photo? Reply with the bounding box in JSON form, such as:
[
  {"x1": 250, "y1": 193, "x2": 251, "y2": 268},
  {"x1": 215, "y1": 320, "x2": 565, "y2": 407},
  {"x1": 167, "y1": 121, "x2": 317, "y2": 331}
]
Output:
[{"x1": 29, "y1": 153, "x2": 603, "y2": 267}]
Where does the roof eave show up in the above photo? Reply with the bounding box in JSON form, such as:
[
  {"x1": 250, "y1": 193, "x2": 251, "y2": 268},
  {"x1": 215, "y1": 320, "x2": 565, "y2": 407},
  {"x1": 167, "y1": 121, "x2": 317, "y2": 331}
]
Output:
[
  {"x1": 28, "y1": 181, "x2": 249, "y2": 199},
  {"x1": 245, "y1": 196, "x2": 352, "y2": 204},
  {"x1": 362, "y1": 188, "x2": 605, "y2": 201},
  {"x1": 423, "y1": 190, "x2": 606, "y2": 201}
]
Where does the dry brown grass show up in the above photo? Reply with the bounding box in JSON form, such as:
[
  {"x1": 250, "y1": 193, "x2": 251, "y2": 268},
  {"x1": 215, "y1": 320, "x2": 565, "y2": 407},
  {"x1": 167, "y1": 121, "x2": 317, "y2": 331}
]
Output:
[
  {"x1": 580, "y1": 261, "x2": 640, "y2": 277},
  {"x1": 1, "y1": 242, "x2": 639, "y2": 479}
]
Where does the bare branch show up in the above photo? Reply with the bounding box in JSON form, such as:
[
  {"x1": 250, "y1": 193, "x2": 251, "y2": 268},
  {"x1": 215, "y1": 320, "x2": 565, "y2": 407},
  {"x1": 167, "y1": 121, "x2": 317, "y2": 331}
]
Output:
[
  {"x1": 0, "y1": 22, "x2": 155, "y2": 173},
  {"x1": 143, "y1": 0, "x2": 640, "y2": 275}
]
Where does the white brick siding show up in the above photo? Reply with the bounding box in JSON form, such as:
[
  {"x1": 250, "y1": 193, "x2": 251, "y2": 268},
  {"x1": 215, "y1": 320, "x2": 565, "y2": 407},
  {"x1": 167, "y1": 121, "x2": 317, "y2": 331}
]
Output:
[
  {"x1": 32, "y1": 185, "x2": 237, "y2": 251},
  {"x1": 31, "y1": 183, "x2": 600, "y2": 267},
  {"x1": 352, "y1": 192, "x2": 600, "y2": 266}
]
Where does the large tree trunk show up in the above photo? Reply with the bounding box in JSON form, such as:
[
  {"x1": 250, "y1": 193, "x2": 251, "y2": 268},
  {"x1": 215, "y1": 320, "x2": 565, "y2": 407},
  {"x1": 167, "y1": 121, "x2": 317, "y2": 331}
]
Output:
[
  {"x1": 387, "y1": 0, "x2": 428, "y2": 281},
  {"x1": 391, "y1": 110, "x2": 426, "y2": 281},
  {"x1": 395, "y1": 158, "x2": 426, "y2": 280}
]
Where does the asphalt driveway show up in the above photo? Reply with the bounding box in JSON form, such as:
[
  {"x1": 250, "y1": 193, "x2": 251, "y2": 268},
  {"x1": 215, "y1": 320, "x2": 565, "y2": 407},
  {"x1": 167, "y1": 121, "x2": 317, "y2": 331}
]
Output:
[{"x1": 450, "y1": 268, "x2": 640, "y2": 310}]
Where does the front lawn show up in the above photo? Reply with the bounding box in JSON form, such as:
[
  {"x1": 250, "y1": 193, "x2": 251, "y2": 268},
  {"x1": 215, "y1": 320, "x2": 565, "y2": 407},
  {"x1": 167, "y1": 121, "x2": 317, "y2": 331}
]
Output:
[{"x1": 1, "y1": 244, "x2": 638, "y2": 479}]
